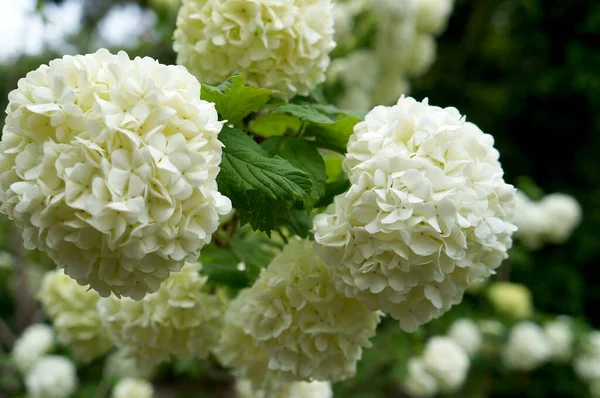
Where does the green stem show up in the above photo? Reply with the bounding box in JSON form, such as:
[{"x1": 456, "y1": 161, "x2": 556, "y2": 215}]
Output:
[{"x1": 275, "y1": 227, "x2": 289, "y2": 244}]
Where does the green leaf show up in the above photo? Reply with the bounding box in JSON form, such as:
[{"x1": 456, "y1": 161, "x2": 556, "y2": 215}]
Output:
[
  {"x1": 281, "y1": 209, "x2": 313, "y2": 239},
  {"x1": 273, "y1": 103, "x2": 336, "y2": 124},
  {"x1": 305, "y1": 103, "x2": 367, "y2": 120},
  {"x1": 216, "y1": 127, "x2": 312, "y2": 232},
  {"x1": 230, "y1": 233, "x2": 279, "y2": 281},
  {"x1": 261, "y1": 136, "x2": 327, "y2": 207},
  {"x1": 201, "y1": 73, "x2": 275, "y2": 124},
  {"x1": 200, "y1": 244, "x2": 248, "y2": 288},
  {"x1": 306, "y1": 114, "x2": 361, "y2": 153},
  {"x1": 248, "y1": 113, "x2": 302, "y2": 138},
  {"x1": 315, "y1": 178, "x2": 350, "y2": 209}
]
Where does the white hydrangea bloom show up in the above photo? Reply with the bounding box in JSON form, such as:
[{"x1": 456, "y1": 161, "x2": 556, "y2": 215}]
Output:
[
  {"x1": 314, "y1": 96, "x2": 516, "y2": 332},
  {"x1": 503, "y1": 322, "x2": 551, "y2": 371},
  {"x1": 104, "y1": 349, "x2": 149, "y2": 380},
  {"x1": 403, "y1": 34, "x2": 436, "y2": 77},
  {"x1": 447, "y1": 318, "x2": 482, "y2": 357},
  {"x1": 371, "y1": 73, "x2": 410, "y2": 108},
  {"x1": 333, "y1": 3, "x2": 354, "y2": 45},
  {"x1": 512, "y1": 190, "x2": 547, "y2": 250},
  {"x1": 487, "y1": 282, "x2": 533, "y2": 319},
  {"x1": 415, "y1": 0, "x2": 454, "y2": 35},
  {"x1": 11, "y1": 323, "x2": 55, "y2": 373},
  {"x1": 574, "y1": 331, "x2": 600, "y2": 383},
  {"x1": 402, "y1": 357, "x2": 439, "y2": 398},
  {"x1": 98, "y1": 262, "x2": 225, "y2": 368},
  {"x1": 544, "y1": 317, "x2": 573, "y2": 362},
  {"x1": 173, "y1": 0, "x2": 336, "y2": 97},
  {"x1": 236, "y1": 379, "x2": 333, "y2": 398},
  {"x1": 538, "y1": 193, "x2": 582, "y2": 244},
  {"x1": 25, "y1": 355, "x2": 77, "y2": 398},
  {"x1": 112, "y1": 377, "x2": 154, "y2": 398},
  {"x1": 216, "y1": 238, "x2": 380, "y2": 383},
  {"x1": 0, "y1": 49, "x2": 231, "y2": 300},
  {"x1": 422, "y1": 337, "x2": 470, "y2": 392},
  {"x1": 38, "y1": 269, "x2": 113, "y2": 362}
]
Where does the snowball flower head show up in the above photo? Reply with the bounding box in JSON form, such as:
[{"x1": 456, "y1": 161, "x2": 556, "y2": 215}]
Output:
[
  {"x1": 415, "y1": 0, "x2": 454, "y2": 35},
  {"x1": 422, "y1": 336, "x2": 470, "y2": 392},
  {"x1": 573, "y1": 331, "x2": 600, "y2": 382},
  {"x1": 25, "y1": 355, "x2": 77, "y2": 398},
  {"x1": 544, "y1": 316, "x2": 573, "y2": 362},
  {"x1": 447, "y1": 318, "x2": 482, "y2": 356},
  {"x1": 104, "y1": 349, "x2": 149, "y2": 380},
  {"x1": 539, "y1": 193, "x2": 582, "y2": 244},
  {"x1": 216, "y1": 238, "x2": 380, "y2": 383},
  {"x1": 314, "y1": 96, "x2": 516, "y2": 332},
  {"x1": 112, "y1": 378, "x2": 154, "y2": 398},
  {"x1": 402, "y1": 357, "x2": 439, "y2": 397},
  {"x1": 98, "y1": 262, "x2": 225, "y2": 368},
  {"x1": 502, "y1": 321, "x2": 551, "y2": 371},
  {"x1": 236, "y1": 379, "x2": 333, "y2": 398},
  {"x1": 38, "y1": 268, "x2": 113, "y2": 362},
  {"x1": 487, "y1": 282, "x2": 533, "y2": 319},
  {"x1": 512, "y1": 190, "x2": 548, "y2": 250},
  {"x1": 173, "y1": 0, "x2": 336, "y2": 97},
  {"x1": 0, "y1": 49, "x2": 231, "y2": 300},
  {"x1": 11, "y1": 323, "x2": 55, "y2": 373}
]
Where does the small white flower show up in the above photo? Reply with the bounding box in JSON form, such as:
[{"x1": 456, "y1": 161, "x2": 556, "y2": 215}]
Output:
[
  {"x1": 38, "y1": 269, "x2": 113, "y2": 362},
  {"x1": 25, "y1": 355, "x2": 77, "y2": 398},
  {"x1": 112, "y1": 377, "x2": 154, "y2": 398},
  {"x1": 538, "y1": 193, "x2": 582, "y2": 244},
  {"x1": 414, "y1": 0, "x2": 454, "y2": 35},
  {"x1": 574, "y1": 331, "x2": 600, "y2": 383},
  {"x1": 0, "y1": 49, "x2": 231, "y2": 300},
  {"x1": 98, "y1": 262, "x2": 225, "y2": 368},
  {"x1": 402, "y1": 357, "x2": 439, "y2": 397},
  {"x1": 503, "y1": 322, "x2": 551, "y2": 371},
  {"x1": 236, "y1": 379, "x2": 333, "y2": 398},
  {"x1": 314, "y1": 96, "x2": 516, "y2": 332},
  {"x1": 11, "y1": 323, "x2": 54, "y2": 373},
  {"x1": 544, "y1": 316, "x2": 573, "y2": 362},
  {"x1": 447, "y1": 318, "x2": 482, "y2": 357},
  {"x1": 174, "y1": 0, "x2": 336, "y2": 97},
  {"x1": 215, "y1": 238, "x2": 380, "y2": 383},
  {"x1": 104, "y1": 349, "x2": 149, "y2": 380},
  {"x1": 422, "y1": 337, "x2": 470, "y2": 392},
  {"x1": 487, "y1": 282, "x2": 533, "y2": 319}
]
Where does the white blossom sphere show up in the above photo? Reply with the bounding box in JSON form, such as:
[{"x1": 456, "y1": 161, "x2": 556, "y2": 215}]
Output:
[
  {"x1": 502, "y1": 321, "x2": 551, "y2": 371},
  {"x1": 538, "y1": 193, "x2": 582, "y2": 244},
  {"x1": 173, "y1": 0, "x2": 336, "y2": 97},
  {"x1": 215, "y1": 238, "x2": 380, "y2": 383},
  {"x1": 314, "y1": 96, "x2": 516, "y2": 332},
  {"x1": 11, "y1": 323, "x2": 55, "y2": 373},
  {"x1": 0, "y1": 49, "x2": 231, "y2": 300},
  {"x1": 112, "y1": 377, "x2": 154, "y2": 398},
  {"x1": 25, "y1": 355, "x2": 77, "y2": 398},
  {"x1": 98, "y1": 262, "x2": 225, "y2": 368},
  {"x1": 38, "y1": 269, "x2": 113, "y2": 362},
  {"x1": 235, "y1": 379, "x2": 333, "y2": 398},
  {"x1": 447, "y1": 318, "x2": 482, "y2": 357},
  {"x1": 544, "y1": 317, "x2": 573, "y2": 362},
  {"x1": 422, "y1": 336, "x2": 470, "y2": 392},
  {"x1": 402, "y1": 357, "x2": 439, "y2": 397}
]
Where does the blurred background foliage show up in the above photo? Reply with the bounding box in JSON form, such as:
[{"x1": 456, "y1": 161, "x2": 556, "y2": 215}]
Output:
[{"x1": 0, "y1": 0, "x2": 599, "y2": 397}]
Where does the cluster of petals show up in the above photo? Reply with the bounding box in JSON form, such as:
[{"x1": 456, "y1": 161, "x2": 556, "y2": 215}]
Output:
[
  {"x1": 236, "y1": 378, "x2": 333, "y2": 398},
  {"x1": 543, "y1": 316, "x2": 573, "y2": 362},
  {"x1": 215, "y1": 238, "x2": 380, "y2": 383},
  {"x1": 25, "y1": 355, "x2": 77, "y2": 398},
  {"x1": 0, "y1": 48, "x2": 231, "y2": 299},
  {"x1": 173, "y1": 0, "x2": 335, "y2": 97},
  {"x1": 486, "y1": 282, "x2": 533, "y2": 319},
  {"x1": 98, "y1": 262, "x2": 225, "y2": 368},
  {"x1": 447, "y1": 318, "x2": 482, "y2": 357},
  {"x1": 11, "y1": 323, "x2": 55, "y2": 373},
  {"x1": 422, "y1": 337, "x2": 470, "y2": 392},
  {"x1": 38, "y1": 268, "x2": 113, "y2": 362},
  {"x1": 330, "y1": 0, "x2": 454, "y2": 109},
  {"x1": 513, "y1": 190, "x2": 582, "y2": 250},
  {"x1": 112, "y1": 377, "x2": 155, "y2": 398},
  {"x1": 502, "y1": 321, "x2": 551, "y2": 371},
  {"x1": 314, "y1": 96, "x2": 516, "y2": 332}
]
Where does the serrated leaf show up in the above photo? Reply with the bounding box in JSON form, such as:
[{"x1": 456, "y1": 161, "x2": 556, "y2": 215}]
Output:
[
  {"x1": 248, "y1": 113, "x2": 302, "y2": 138},
  {"x1": 200, "y1": 244, "x2": 248, "y2": 288},
  {"x1": 281, "y1": 209, "x2": 313, "y2": 239},
  {"x1": 230, "y1": 233, "x2": 279, "y2": 281},
  {"x1": 201, "y1": 73, "x2": 274, "y2": 124},
  {"x1": 261, "y1": 136, "x2": 327, "y2": 207},
  {"x1": 216, "y1": 127, "x2": 312, "y2": 232},
  {"x1": 305, "y1": 103, "x2": 367, "y2": 120},
  {"x1": 273, "y1": 103, "x2": 336, "y2": 124},
  {"x1": 306, "y1": 114, "x2": 361, "y2": 153}
]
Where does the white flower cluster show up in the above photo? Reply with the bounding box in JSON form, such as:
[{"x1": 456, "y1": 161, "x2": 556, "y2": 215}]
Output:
[
  {"x1": 112, "y1": 378, "x2": 154, "y2": 398},
  {"x1": 38, "y1": 269, "x2": 113, "y2": 362},
  {"x1": 0, "y1": 49, "x2": 231, "y2": 300},
  {"x1": 215, "y1": 238, "x2": 380, "y2": 384},
  {"x1": 236, "y1": 379, "x2": 333, "y2": 398},
  {"x1": 25, "y1": 355, "x2": 78, "y2": 398},
  {"x1": 544, "y1": 316, "x2": 574, "y2": 362},
  {"x1": 447, "y1": 318, "x2": 482, "y2": 357},
  {"x1": 330, "y1": 0, "x2": 454, "y2": 109},
  {"x1": 513, "y1": 191, "x2": 581, "y2": 250},
  {"x1": 314, "y1": 96, "x2": 516, "y2": 332},
  {"x1": 173, "y1": 0, "x2": 335, "y2": 97},
  {"x1": 574, "y1": 331, "x2": 600, "y2": 384},
  {"x1": 403, "y1": 337, "x2": 469, "y2": 396},
  {"x1": 104, "y1": 349, "x2": 149, "y2": 381},
  {"x1": 502, "y1": 321, "x2": 551, "y2": 371},
  {"x1": 98, "y1": 262, "x2": 225, "y2": 368},
  {"x1": 486, "y1": 282, "x2": 533, "y2": 319},
  {"x1": 11, "y1": 323, "x2": 55, "y2": 373}
]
